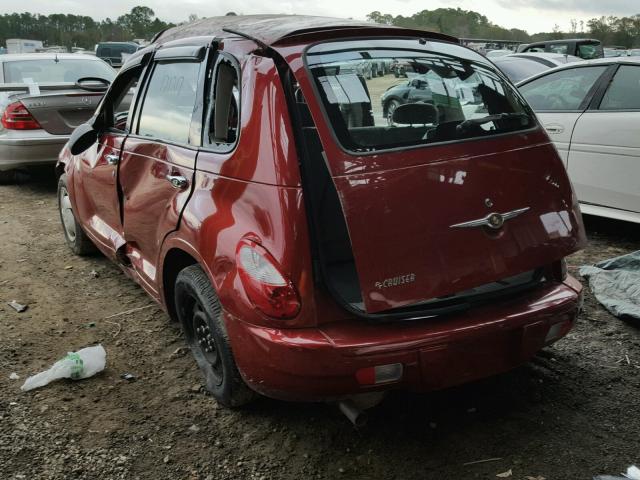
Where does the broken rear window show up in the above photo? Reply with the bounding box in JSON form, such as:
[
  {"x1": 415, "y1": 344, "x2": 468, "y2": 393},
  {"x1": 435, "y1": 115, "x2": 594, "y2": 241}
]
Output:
[{"x1": 305, "y1": 39, "x2": 535, "y2": 152}]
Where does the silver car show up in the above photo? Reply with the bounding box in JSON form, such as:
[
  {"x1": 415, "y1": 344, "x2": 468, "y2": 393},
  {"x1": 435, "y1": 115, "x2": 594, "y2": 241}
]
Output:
[{"x1": 0, "y1": 53, "x2": 115, "y2": 182}]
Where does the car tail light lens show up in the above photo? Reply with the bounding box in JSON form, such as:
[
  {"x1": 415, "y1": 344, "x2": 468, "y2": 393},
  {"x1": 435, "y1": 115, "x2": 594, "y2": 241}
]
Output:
[
  {"x1": 549, "y1": 258, "x2": 568, "y2": 281},
  {"x1": 236, "y1": 240, "x2": 300, "y2": 319},
  {"x1": 1, "y1": 101, "x2": 41, "y2": 130}
]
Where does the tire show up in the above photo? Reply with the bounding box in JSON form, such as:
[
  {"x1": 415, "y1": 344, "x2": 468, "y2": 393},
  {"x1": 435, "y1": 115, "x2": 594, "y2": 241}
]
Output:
[
  {"x1": 0, "y1": 169, "x2": 30, "y2": 184},
  {"x1": 175, "y1": 265, "x2": 256, "y2": 408},
  {"x1": 57, "y1": 174, "x2": 96, "y2": 255},
  {"x1": 386, "y1": 99, "x2": 401, "y2": 125}
]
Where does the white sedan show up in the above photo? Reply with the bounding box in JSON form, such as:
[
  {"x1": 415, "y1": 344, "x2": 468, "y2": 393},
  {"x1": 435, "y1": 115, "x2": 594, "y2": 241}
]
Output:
[{"x1": 517, "y1": 57, "x2": 640, "y2": 224}]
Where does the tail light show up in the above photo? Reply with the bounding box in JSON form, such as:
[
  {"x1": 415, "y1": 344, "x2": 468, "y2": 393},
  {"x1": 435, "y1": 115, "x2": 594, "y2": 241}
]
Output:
[
  {"x1": 236, "y1": 239, "x2": 300, "y2": 319},
  {"x1": 1, "y1": 101, "x2": 41, "y2": 130},
  {"x1": 548, "y1": 258, "x2": 568, "y2": 281}
]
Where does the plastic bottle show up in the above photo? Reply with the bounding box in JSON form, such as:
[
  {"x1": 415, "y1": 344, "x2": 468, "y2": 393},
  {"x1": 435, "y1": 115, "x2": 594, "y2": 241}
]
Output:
[{"x1": 21, "y1": 345, "x2": 106, "y2": 391}]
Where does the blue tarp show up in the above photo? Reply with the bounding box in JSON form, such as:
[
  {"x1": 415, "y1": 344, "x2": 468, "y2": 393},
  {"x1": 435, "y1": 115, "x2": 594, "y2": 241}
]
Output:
[{"x1": 580, "y1": 251, "x2": 640, "y2": 320}]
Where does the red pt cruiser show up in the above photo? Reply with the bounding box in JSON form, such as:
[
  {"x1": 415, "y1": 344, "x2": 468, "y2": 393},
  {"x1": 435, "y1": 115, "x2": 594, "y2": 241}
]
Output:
[{"x1": 57, "y1": 15, "x2": 586, "y2": 418}]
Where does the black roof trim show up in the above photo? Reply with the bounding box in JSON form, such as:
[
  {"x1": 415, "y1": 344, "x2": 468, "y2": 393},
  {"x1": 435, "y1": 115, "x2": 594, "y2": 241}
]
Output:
[{"x1": 153, "y1": 14, "x2": 457, "y2": 48}]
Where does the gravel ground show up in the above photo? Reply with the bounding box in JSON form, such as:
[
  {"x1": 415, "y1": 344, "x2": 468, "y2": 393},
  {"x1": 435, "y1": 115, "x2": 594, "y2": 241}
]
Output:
[{"x1": 1, "y1": 168, "x2": 639, "y2": 480}]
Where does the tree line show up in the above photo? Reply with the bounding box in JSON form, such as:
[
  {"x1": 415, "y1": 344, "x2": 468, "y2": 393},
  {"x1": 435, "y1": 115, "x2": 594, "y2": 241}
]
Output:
[
  {"x1": 0, "y1": 6, "x2": 174, "y2": 50},
  {"x1": 368, "y1": 8, "x2": 640, "y2": 47},
  {"x1": 2, "y1": 6, "x2": 639, "y2": 51}
]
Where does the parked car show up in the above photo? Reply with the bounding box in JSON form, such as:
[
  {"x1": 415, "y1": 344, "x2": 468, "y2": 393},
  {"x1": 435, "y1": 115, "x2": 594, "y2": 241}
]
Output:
[
  {"x1": 0, "y1": 53, "x2": 115, "y2": 182},
  {"x1": 517, "y1": 39, "x2": 603, "y2": 59},
  {"x1": 58, "y1": 15, "x2": 586, "y2": 416},
  {"x1": 517, "y1": 57, "x2": 640, "y2": 224},
  {"x1": 492, "y1": 53, "x2": 583, "y2": 83},
  {"x1": 604, "y1": 47, "x2": 628, "y2": 58},
  {"x1": 380, "y1": 74, "x2": 482, "y2": 123},
  {"x1": 95, "y1": 42, "x2": 139, "y2": 68},
  {"x1": 628, "y1": 49, "x2": 640, "y2": 57}
]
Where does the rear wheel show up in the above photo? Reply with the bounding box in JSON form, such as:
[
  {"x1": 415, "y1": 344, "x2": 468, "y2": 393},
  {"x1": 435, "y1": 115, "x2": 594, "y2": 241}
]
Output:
[
  {"x1": 175, "y1": 265, "x2": 255, "y2": 408},
  {"x1": 57, "y1": 174, "x2": 96, "y2": 255}
]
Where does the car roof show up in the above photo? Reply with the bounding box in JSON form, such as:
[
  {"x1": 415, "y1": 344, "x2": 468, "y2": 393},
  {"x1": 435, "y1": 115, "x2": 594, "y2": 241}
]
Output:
[
  {"x1": 154, "y1": 14, "x2": 457, "y2": 47},
  {"x1": 515, "y1": 56, "x2": 640, "y2": 86},
  {"x1": 500, "y1": 52, "x2": 582, "y2": 64},
  {"x1": 525, "y1": 38, "x2": 600, "y2": 45},
  {"x1": 0, "y1": 53, "x2": 102, "y2": 62}
]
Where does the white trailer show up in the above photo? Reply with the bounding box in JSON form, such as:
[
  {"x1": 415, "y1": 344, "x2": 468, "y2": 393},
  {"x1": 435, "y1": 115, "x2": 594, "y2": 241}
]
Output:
[{"x1": 6, "y1": 39, "x2": 44, "y2": 54}]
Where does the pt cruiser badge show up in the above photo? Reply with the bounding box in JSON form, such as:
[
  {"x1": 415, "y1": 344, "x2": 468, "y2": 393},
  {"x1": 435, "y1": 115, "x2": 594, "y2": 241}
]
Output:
[{"x1": 450, "y1": 207, "x2": 530, "y2": 230}]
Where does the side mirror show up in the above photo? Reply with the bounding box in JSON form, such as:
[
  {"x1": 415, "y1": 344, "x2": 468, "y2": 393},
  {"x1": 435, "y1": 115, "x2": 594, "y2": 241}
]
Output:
[{"x1": 68, "y1": 122, "x2": 98, "y2": 155}]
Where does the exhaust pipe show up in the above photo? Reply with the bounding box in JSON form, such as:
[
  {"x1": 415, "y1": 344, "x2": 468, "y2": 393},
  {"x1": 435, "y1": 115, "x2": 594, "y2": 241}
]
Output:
[{"x1": 339, "y1": 399, "x2": 368, "y2": 427}]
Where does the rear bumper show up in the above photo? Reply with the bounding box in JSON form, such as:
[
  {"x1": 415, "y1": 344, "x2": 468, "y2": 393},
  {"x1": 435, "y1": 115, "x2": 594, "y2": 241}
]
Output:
[
  {"x1": 0, "y1": 133, "x2": 69, "y2": 171},
  {"x1": 226, "y1": 277, "x2": 583, "y2": 401}
]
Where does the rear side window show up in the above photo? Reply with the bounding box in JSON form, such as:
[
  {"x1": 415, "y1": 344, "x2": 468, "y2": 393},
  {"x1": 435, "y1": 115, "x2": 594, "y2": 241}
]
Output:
[
  {"x1": 548, "y1": 44, "x2": 569, "y2": 55},
  {"x1": 137, "y1": 61, "x2": 201, "y2": 144},
  {"x1": 306, "y1": 39, "x2": 536, "y2": 152},
  {"x1": 519, "y1": 66, "x2": 607, "y2": 111},
  {"x1": 205, "y1": 58, "x2": 240, "y2": 148},
  {"x1": 599, "y1": 65, "x2": 640, "y2": 110}
]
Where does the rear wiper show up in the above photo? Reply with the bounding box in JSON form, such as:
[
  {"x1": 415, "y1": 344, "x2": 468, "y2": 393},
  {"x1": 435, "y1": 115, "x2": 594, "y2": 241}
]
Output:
[{"x1": 456, "y1": 112, "x2": 529, "y2": 133}]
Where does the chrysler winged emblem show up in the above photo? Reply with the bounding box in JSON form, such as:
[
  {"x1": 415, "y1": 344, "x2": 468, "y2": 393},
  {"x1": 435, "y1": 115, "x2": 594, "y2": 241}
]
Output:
[{"x1": 450, "y1": 207, "x2": 530, "y2": 230}]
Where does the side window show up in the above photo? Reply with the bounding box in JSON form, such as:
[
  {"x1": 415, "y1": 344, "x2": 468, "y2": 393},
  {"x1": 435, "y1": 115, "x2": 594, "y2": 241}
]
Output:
[
  {"x1": 137, "y1": 61, "x2": 201, "y2": 144},
  {"x1": 103, "y1": 65, "x2": 142, "y2": 133},
  {"x1": 519, "y1": 66, "x2": 607, "y2": 111},
  {"x1": 599, "y1": 66, "x2": 640, "y2": 111},
  {"x1": 205, "y1": 58, "x2": 240, "y2": 147},
  {"x1": 548, "y1": 43, "x2": 569, "y2": 55}
]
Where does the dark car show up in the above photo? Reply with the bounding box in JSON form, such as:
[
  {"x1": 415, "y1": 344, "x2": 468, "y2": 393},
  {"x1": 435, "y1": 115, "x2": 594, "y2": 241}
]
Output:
[
  {"x1": 517, "y1": 38, "x2": 603, "y2": 60},
  {"x1": 58, "y1": 15, "x2": 585, "y2": 420},
  {"x1": 95, "y1": 42, "x2": 139, "y2": 68},
  {"x1": 492, "y1": 52, "x2": 583, "y2": 83},
  {"x1": 381, "y1": 76, "x2": 433, "y2": 122}
]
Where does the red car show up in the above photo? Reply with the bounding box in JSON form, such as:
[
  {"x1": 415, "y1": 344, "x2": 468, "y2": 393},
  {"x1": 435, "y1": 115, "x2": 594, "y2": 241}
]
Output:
[{"x1": 57, "y1": 15, "x2": 586, "y2": 418}]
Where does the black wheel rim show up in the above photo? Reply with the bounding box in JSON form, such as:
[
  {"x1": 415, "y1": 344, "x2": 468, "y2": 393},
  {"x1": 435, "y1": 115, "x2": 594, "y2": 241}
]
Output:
[{"x1": 186, "y1": 296, "x2": 224, "y2": 387}]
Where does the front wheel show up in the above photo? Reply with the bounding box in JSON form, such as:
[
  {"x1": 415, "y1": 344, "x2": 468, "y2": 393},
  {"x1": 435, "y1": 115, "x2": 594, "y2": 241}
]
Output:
[
  {"x1": 175, "y1": 265, "x2": 256, "y2": 408},
  {"x1": 57, "y1": 174, "x2": 96, "y2": 255}
]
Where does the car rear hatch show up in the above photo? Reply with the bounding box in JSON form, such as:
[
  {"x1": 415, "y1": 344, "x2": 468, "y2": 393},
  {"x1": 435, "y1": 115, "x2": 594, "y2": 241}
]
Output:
[
  {"x1": 290, "y1": 37, "x2": 586, "y2": 315},
  {"x1": 20, "y1": 90, "x2": 104, "y2": 135}
]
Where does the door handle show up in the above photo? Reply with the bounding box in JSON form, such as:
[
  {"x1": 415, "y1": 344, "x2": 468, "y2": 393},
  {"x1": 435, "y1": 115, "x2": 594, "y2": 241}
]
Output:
[
  {"x1": 166, "y1": 174, "x2": 188, "y2": 189},
  {"x1": 105, "y1": 153, "x2": 119, "y2": 165},
  {"x1": 544, "y1": 124, "x2": 565, "y2": 134}
]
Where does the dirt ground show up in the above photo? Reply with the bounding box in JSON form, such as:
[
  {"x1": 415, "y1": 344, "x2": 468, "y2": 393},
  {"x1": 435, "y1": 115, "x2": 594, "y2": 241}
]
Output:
[{"x1": 1, "y1": 167, "x2": 639, "y2": 480}]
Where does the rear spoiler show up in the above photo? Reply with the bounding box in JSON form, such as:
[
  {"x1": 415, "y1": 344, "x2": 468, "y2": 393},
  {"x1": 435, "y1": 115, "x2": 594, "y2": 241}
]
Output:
[
  {"x1": 0, "y1": 82, "x2": 81, "y2": 94},
  {"x1": 0, "y1": 79, "x2": 110, "y2": 95}
]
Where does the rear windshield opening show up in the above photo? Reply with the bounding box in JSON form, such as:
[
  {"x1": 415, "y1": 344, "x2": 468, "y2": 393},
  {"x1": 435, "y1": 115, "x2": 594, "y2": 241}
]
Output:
[{"x1": 306, "y1": 40, "x2": 536, "y2": 152}]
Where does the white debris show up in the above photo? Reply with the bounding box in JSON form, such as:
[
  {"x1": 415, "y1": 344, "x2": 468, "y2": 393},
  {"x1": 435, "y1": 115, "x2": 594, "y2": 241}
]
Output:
[
  {"x1": 9, "y1": 372, "x2": 20, "y2": 380},
  {"x1": 627, "y1": 465, "x2": 640, "y2": 480},
  {"x1": 21, "y1": 345, "x2": 106, "y2": 391}
]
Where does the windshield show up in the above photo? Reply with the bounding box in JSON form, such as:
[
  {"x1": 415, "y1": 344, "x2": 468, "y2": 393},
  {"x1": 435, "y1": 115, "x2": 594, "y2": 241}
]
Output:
[
  {"x1": 306, "y1": 40, "x2": 535, "y2": 152},
  {"x1": 3, "y1": 58, "x2": 115, "y2": 84}
]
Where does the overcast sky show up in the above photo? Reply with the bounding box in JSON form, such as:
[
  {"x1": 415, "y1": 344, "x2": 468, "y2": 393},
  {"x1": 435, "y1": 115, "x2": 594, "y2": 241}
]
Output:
[{"x1": 0, "y1": 0, "x2": 637, "y2": 34}]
